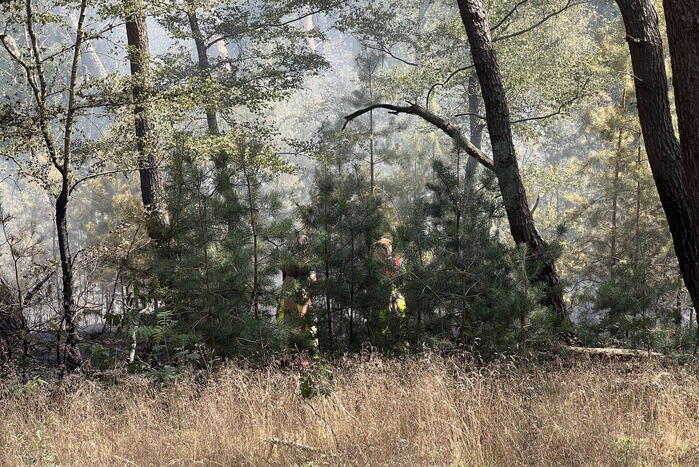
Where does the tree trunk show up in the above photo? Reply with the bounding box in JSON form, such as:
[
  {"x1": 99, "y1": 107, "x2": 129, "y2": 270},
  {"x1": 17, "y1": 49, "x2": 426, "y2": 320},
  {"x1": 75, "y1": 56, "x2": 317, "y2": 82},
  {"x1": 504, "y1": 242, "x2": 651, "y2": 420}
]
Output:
[
  {"x1": 456, "y1": 0, "x2": 565, "y2": 322},
  {"x1": 188, "y1": 10, "x2": 220, "y2": 136},
  {"x1": 325, "y1": 218, "x2": 333, "y2": 350},
  {"x1": 187, "y1": 9, "x2": 241, "y2": 236},
  {"x1": 464, "y1": 72, "x2": 482, "y2": 192},
  {"x1": 242, "y1": 163, "x2": 260, "y2": 318},
  {"x1": 610, "y1": 86, "x2": 627, "y2": 269},
  {"x1": 418, "y1": 0, "x2": 433, "y2": 27},
  {"x1": 614, "y1": 0, "x2": 699, "y2": 312},
  {"x1": 56, "y1": 186, "x2": 81, "y2": 370},
  {"x1": 65, "y1": 10, "x2": 107, "y2": 79},
  {"x1": 664, "y1": 1, "x2": 699, "y2": 220},
  {"x1": 302, "y1": 5, "x2": 318, "y2": 51},
  {"x1": 125, "y1": 0, "x2": 168, "y2": 240},
  {"x1": 369, "y1": 72, "x2": 376, "y2": 194},
  {"x1": 349, "y1": 231, "x2": 355, "y2": 347}
]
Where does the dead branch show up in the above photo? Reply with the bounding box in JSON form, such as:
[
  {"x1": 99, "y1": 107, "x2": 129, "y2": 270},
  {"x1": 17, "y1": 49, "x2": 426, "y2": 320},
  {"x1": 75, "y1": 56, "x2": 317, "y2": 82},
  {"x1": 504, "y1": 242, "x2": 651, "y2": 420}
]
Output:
[{"x1": 343, "y1": 103, "x2": 494, "y2": 171}]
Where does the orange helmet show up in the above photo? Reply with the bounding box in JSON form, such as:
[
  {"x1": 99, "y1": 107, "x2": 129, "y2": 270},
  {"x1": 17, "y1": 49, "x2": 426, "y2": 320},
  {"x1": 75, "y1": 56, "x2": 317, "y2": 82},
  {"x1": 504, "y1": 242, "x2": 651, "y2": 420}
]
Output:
[{"x1": 373, "y1": 238, "x2": 393, "y2": 259}]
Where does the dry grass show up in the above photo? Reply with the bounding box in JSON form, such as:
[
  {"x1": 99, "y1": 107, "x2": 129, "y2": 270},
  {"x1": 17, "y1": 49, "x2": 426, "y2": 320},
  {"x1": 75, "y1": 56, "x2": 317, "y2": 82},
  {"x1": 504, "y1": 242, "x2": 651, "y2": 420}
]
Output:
[{"x1": 1, "y1": 356, "x2": 699, "y2": 466}]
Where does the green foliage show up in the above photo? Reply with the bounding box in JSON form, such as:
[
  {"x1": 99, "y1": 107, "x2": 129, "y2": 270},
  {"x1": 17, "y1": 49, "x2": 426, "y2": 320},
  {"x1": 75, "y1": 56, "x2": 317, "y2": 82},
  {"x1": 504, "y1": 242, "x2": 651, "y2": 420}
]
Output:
[
  {"x1": 1, "y1": 0, "x2": 695, "y2": 372},
  {"x1": 299, "y1": 364, "x2": 333, "y2": 399},
  {"x1": 155, "y1": 0, "x2": 334, "y2": 113},
  {"x1": 610, "y1": 435, "x2": 641, "y2": 465},
  {"x1": 130, "y1": 127, "x2": 296, "y2": 359},
  {"x1": 82, "y1": 343, "x2": 113, "y2": 371},
  {"x1": 594, "y1": 258, "x2": 675, "y2": 349},
  {"x1": 1, "y1": 376, "x2": 47, "y2": 398},
  {"x1": 398, "y1": 159, "x2": 554, "y2": 355},
  {"x1": 24, "y1": 429, "x2": 57, "y2": 467},
  {"x1": 300, "y1": 158, "x2": 394, "y2": 351}
]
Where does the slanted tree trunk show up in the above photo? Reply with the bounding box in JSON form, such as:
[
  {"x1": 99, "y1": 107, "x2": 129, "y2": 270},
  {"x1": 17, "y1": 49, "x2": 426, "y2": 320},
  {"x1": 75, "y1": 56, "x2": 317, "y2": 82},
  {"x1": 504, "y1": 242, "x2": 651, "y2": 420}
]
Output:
[
  {"x1": 125, "y1": 0, "x2": 168, "y2": 240},
  {"x1": 187, "y1": 8, "x2": 241, "y2": 233},
  {"x1": 187, "y1": 10, "x2": 220, "y2": 136},
  {"x1": 614, "y1": 0, "x2": 699, "y2": 315},
  {"x1": 455, "y1": 0, "x2": 565, "y2": 322},
  {"x1": 418, "y1": 0, "x2": 433, "y2": 29}
]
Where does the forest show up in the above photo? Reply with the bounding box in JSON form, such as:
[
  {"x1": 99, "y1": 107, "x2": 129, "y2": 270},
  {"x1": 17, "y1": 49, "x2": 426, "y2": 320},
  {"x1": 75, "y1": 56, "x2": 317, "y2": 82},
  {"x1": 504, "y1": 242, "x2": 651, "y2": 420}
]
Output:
[{"x1": 1, "y1": 0, "x2": 699, "y2": 464}]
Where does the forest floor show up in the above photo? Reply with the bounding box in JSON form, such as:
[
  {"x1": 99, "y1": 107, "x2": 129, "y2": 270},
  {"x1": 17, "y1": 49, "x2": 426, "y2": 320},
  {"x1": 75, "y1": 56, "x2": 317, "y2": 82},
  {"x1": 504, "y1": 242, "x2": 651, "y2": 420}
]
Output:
[{"x1": 1, "y1": 354, "x2": 698, "y2": 466}]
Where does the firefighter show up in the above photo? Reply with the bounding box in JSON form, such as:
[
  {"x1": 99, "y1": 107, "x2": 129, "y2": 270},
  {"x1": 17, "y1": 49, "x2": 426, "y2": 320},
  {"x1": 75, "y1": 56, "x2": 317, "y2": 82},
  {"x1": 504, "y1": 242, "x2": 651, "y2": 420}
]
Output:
[
  {"x1": 372, "y1": 238, "x2": 407, "y2": 317},
  {"x1": 278, "y1": 236, "x2": 318, "y2": 355}
]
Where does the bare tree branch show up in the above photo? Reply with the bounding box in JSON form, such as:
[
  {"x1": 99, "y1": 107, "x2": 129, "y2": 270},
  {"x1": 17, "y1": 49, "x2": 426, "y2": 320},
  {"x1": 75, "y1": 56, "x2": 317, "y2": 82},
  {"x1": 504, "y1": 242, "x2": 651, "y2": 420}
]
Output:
[
  {"x1": 363, "y1": 42, "x2": 419, "y2": 67},
  {"x1": 493, "y1": 0, "x2": 590, "y2": 43},
  {"x1": 530, "y1": 193, "x2": 540, "y2": 215},
  {"x1": 70, "y1": 167, "x2": 145, "y2": 194},
  {"x1": 426, "y1": 64, "x2": 475, "y2": 107},
  {"x1": 453, "y1": 111, "x2": 486, "y2": 120},
  {"x1": 343, "y1": 103, "x2": 494, "y2": 170},
  {"x1": 24, "y1": 271, "x2": 55, "y2": 306},
  {"x1": 490, "y1": 0, "x2": 531, "y2": 32},
  {"x1": 510, "y1": 76, "x2": 590, "y2": 124},
  {"x1": 206, "y1": 5, "x2": 335, "y2": 49}
]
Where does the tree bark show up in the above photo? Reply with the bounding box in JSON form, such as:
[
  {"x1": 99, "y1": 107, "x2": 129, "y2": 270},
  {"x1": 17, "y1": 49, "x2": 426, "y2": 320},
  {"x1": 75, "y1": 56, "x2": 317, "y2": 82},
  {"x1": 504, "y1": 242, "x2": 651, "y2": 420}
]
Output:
[
  {"x1": 456, "y1": 0, "x2": 565, "y2": 322},
  {"x1": 464, "y1": 72, "x2": 483, "y2": 192},
  {"x1": 242, "y1": 163, "x2": 260, "y2": 318},
  {"x1": 57, "y1": 0, "x2": 89, "y2": 371},
  {"x1": 187, "y1": 10, "x2": 220, "y2": 136},
  {"x1": 125, "y1": 0, "x2": 168, "y2": 240},
  {"x1": 664, "y1": 1, "x2": 699, "y2": 220},
  {"x1": 610, "y1": 86, "x2": 627, "y2": 269},
  {"x1": 56, "y1": 186, "x2": 80, "y2": 369},
  {"x1": 614, "y1": 0, "x2": 699, "y2": 312},
  {"x1": 64, "y1": 9, "x2": 107, "y2": 78},
  {"x1": 344, "y1": 103, "x2": 494, "y2": 170}
]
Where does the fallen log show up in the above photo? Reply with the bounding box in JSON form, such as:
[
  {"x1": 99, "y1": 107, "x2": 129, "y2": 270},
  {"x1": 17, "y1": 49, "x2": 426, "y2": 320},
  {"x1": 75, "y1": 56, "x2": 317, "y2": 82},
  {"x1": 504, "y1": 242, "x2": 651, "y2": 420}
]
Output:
[{"x1": 562, "y1": 345, "x2": 664, "y2": 361}]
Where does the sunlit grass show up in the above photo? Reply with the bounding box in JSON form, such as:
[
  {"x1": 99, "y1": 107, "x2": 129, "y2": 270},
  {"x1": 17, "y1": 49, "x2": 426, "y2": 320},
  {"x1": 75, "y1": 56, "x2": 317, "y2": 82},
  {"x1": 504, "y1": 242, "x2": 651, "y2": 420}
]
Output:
[{"x1": 1, "y1": 356, "x2": 698, "y2": 466}]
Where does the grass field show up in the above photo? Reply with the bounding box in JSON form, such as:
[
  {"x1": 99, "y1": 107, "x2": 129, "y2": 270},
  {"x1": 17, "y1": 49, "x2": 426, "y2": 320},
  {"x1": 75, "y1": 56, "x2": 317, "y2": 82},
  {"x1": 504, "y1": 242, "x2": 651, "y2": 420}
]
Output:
[{"x1": 1, "y1": 355, "x2": 698, "y2": 466}]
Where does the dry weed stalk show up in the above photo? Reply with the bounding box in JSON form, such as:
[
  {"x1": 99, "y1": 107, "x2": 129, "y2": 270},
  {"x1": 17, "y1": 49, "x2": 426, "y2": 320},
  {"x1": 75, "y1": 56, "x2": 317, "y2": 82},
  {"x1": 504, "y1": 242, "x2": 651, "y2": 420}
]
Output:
[{"x1": 1, "y1": 356, "x2": 698, "y2": 466}]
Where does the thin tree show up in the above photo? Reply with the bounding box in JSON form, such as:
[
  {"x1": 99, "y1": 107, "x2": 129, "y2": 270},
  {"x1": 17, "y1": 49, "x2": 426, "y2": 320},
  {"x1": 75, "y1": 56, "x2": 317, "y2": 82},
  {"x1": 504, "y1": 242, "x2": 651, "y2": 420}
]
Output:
[
  {"x1": 1, "y1": 0, "x2": 89, "y2": 369},
  {"x1": 610, "y1": 85, "x2": 627, "y2": 269},
  {"x1": 125, "y1": 0, "x2": 168, "y2": 240}
]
